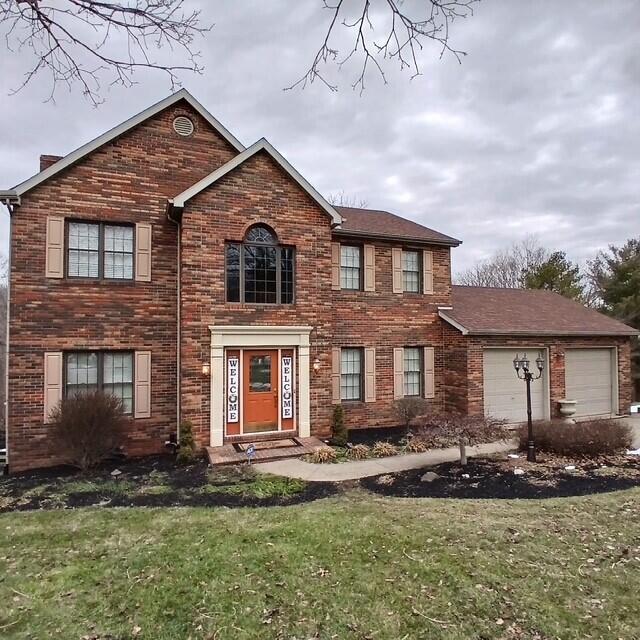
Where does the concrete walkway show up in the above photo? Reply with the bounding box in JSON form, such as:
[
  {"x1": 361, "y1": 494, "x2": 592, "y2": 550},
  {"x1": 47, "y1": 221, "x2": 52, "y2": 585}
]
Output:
[
  {"x1": 255, "y1": 417, "x2": 640, "y2": 482},
  {"x1": 254, "y1": 440, "x2": 516, "y2": 482}
]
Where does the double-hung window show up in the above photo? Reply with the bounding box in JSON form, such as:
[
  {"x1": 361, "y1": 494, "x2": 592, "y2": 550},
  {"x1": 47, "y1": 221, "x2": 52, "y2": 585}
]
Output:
[
  {"x1": 340, "y1": 245, "x2": 362, "y2": 290},
  {"x1": 402, "y1": 250, "x2": 421, "y2": 293},
  {"x1": 67, "y1": 221, "x2": 134, "y2": 279},
  {"x1": 403, "y1": 347, "x2": 423, "y2": 397},
  {"x1": 340, "y1": 348, "x2": 363, "y2": 401},
  {"x1": 65, "y1": 351, "x2": 134, "y2": 414},
  {"x1": 226, "y1": 225, "x2": 294, "y2": 304}
]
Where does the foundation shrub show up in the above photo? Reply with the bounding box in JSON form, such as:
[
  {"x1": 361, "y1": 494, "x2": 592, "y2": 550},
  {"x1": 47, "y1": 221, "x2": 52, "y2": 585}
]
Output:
[
  {"x1": 372, "y1": 441, "x2": 399, "y2": 458},
  {"x1": 177, "y1": 420, "x2": 197, "y2": 464},
  {"x1": 392, "y1": 397, "x2": 429, "y2": 428},
  {"x1": 51, "y1": 391, "x2": 127, "y2": 471},
  {"x1": 519, "y1": 419, "x2": 632, "y2": 457},
  {"x1": 403, "y1": 436, "x2": 429, "y2": 453},
  {"x1": 412, "y1": 412, "x2": 509, "y2": 465},
  {"x1": 331, "y1": 405, "x2": 348, "y2": 447},
  {"x1": 347, "y1": 444, "x2": 371, "y2": 460},
  {"x1": 412, "y1": 412, "x2": 509, "y2": 449},
  {"x1": 308, "y1": 446, "x2": 337, "y2": 464}
]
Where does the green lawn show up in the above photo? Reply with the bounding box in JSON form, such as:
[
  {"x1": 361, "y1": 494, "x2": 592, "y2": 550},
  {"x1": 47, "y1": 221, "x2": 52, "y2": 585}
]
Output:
[{"x1": 1, "y1": 488, "x2": 639, "y2": 639}]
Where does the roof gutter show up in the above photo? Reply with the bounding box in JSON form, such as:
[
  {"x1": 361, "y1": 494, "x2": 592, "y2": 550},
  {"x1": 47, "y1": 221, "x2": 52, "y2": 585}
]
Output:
[
  {"x1": 438, "y1": 309, "x2": 469, "y2": 335},
  {"x1": 0, "y1": 191, "x2": 20, "y2": 209},
  {"x1": 333, "y1": 227, "x2": 462, "y2": 248}
]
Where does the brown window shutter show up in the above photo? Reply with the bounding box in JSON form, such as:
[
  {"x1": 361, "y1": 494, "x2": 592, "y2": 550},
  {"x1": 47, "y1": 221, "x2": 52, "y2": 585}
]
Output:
[
  {"x1": 45, "y1": 216, "x2": 65, "y2": 278},
  {"x1": 135, "y1": 223, "x2": 152, "y2": 282},
  {"x1": 393, "y1": 347, "x2": 404, "y2": 399},
  {"x1": 134, "y1": 351, "x2": 152, "y2": 418},
  {"x1": 363, "y1": 245, "x2": 375, "y2": 292},
  {"x1": 392, "y1": 248, "x2": 403, "y2": 293},
  {"x1": 423, "y1": 250, "x2": 434, "y2": 294},
  {"x1": 43, "y1": 352, "x2": 63, "y2": 423},
  {"x1": 331, "y1": 242, "x2": 341, "y2": 291},
  {"x1": 423, "y1": 346, "x2": 435, "y2": 399},
  {"x1": 331, "y1": 347, "x2": 341, "y2": 404},
  {"x1": 364, "y1": 347, "x2": 376, "y2": 402}
]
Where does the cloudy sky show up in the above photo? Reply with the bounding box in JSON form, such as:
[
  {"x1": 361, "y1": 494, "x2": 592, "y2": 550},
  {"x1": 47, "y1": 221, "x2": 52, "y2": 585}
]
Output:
[{"x1": 0, "y1": 1, "x2": 638, "y2": 275}]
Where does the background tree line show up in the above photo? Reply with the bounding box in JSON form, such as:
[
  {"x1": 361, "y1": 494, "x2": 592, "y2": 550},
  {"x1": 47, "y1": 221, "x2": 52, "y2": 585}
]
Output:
[{"x1": 457, "y1": 236, "x2": 640, "y2": 401}]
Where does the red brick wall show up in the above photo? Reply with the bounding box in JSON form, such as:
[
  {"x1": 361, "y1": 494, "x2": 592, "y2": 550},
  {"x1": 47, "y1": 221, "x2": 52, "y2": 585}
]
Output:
[
  {"x1": 8, "y1": 100, "x2": 238, "y2": 471},
  {"x1": 446, "y1": 333, "x2": 633, "y2": 418},
  {"x1": 442, "y1": 323, "x2": 468, "y2": 414},
  {"x1": 179, "y1": 150, "x2": 335, "y2": 446},
  {"x1": 332, "y1": 240, "x2": 452, "y2": 430}
]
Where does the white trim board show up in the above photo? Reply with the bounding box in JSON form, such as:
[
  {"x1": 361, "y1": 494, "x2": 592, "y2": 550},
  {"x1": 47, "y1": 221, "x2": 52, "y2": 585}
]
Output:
[
  {"x1": 10, "y1": 89, "x2": 244, "y2": 197},
  {"x1": 209, "y1": 325, "x2": 312, "y2": 446},
  {"x1": 171, "y1": 138, "x2": 343, "y2": 227}
]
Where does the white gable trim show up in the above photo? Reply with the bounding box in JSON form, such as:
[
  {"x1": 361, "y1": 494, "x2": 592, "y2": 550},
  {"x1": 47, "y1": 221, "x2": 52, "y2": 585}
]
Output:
[
  {"x1": 170, "y1": 138, "x2": 343, "y2": 226},
  {"x1": 438, "y1": 309, "x2": 469, "y2": 335},
  {"x1": 11, "y1": 89, "x2": 244, "y2": 197}
]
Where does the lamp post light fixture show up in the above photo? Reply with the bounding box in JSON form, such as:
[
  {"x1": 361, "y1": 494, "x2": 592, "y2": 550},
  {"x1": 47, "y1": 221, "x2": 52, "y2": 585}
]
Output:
[{"x1": 513, "y1": 351, "x2": 545, "y2": 462}]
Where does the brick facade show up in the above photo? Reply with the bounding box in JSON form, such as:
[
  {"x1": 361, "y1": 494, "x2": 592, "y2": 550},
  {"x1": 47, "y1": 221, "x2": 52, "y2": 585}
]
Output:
[
  {"x1": 8, "y1": 100, "x2": 238, "y2": 471},
  {"x1": 4, "y1": 93, "x2": 635, "y2": 472},
  {"x1": 179, "y1": 150, "x2": 335, "y2": 447},
  {"x1": 332, "y1": 238, "x2": 451, "y2": 430}
]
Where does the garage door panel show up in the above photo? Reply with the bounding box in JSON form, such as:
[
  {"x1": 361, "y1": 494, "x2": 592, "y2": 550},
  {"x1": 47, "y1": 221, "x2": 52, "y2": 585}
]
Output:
[
  {"x1": 483, "y1": 349, "x2": 547, "y2": 423},
  {"x1": 565, "y1": 349, "x2": 614, "y2": 417}
]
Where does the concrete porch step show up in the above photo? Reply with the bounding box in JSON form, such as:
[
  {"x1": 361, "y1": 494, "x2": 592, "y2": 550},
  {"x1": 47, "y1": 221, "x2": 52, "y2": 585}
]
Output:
[{"x1": 206, "y1": 436, "x2": 325, "y2": 466}]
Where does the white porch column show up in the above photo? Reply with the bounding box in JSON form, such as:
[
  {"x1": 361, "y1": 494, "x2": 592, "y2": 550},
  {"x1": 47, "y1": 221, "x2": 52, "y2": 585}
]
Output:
[
  {"x1": 210, "y1": 343, "x2": 225, "y2": 447},
  {"x1": 298, "y1": 344, "x2": 311, "y2": 438}
]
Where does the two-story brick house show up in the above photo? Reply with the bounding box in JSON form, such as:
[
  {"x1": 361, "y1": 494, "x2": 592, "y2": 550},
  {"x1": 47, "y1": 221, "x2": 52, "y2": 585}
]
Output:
[{"x1": 1, "y1": 90, "x2": 636, "y2": 472}]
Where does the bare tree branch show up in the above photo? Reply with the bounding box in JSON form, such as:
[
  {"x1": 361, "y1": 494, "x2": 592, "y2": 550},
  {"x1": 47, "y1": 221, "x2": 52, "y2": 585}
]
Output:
[
  {"x1": 1, "y1": 0, "x2": 211, "y2": 105},
  {"x1": 327, "y1": 189, "x2": 368, "y2": 208},
  {"x1": 456, "y1": 236, "x2": 549, "y2": 289},
  {"x1": 287, "y1": 0, "x2": 477, "y2": 94}
]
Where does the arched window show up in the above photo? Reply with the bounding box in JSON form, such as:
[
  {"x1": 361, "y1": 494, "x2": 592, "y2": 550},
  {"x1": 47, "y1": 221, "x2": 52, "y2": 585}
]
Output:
[
  {"x1": 245, "y1": 225, "x2": 276, "y2": 244},
  {"x1": 226, "y1": 225, "x2": 294, "y2": 304}
]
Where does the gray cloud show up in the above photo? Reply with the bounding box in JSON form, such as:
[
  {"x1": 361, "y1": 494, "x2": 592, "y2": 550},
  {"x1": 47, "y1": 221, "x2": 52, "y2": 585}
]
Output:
[{"x1": 1, "y1": 0, "x2": 638, "y2": 275}]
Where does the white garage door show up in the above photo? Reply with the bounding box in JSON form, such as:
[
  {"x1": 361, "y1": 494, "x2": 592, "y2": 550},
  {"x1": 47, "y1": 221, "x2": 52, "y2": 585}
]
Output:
[
  {"x1": 565, "y1": 349, "x2": 615, "y2": 417},
  {"x1": 483, "y1": 348, "x2": 547, "y2": 423}
]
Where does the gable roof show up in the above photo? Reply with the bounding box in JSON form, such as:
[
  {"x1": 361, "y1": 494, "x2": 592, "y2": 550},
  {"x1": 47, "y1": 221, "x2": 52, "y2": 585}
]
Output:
[
  {"x1": 334, "y1": 206, "x2": 461, "y2": 247},
  {"x1": 439, "y1": 285, "x2": 638, "y2": 336},
  {"x1": 170, "y1": 138, "x2": 343, "y2": 226},
  {"x1": 9, "y1": 89, "x2": 244, "y2": 198}
]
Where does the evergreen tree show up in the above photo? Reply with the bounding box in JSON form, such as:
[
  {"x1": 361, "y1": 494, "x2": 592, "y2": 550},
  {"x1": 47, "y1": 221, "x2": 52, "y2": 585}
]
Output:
[{"x1": 523, "y1": 251, "x2": 584, "y2": 301}]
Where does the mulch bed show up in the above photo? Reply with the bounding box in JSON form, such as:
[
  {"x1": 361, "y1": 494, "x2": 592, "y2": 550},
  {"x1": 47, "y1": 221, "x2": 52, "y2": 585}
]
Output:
[
  {"x1": 346, "y1": 425, "x2": 410, "y2": 447},
  {"x1": 361, "y1": 453, "x2": 640, "y2": 500},
  {"x1": 0, "y1": 455, "x2": 337, "y2": 513}
]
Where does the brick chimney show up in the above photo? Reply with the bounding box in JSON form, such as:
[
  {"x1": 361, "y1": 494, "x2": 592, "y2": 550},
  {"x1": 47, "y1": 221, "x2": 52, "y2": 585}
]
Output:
[{"x1": 40, "y1": 154, "x2": 62, "y2": 172}]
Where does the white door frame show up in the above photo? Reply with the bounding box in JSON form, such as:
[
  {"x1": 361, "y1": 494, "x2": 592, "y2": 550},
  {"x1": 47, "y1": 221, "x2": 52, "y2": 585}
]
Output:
[{"x1": 209, "y1": 325, "x2": 312, "y2": 446}]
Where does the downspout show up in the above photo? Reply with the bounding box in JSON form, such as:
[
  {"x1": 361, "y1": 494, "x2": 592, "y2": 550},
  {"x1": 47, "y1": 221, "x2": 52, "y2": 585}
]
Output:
[
  {"x1": 167, "y1": 203, "x2": 181, "y2": 442},
  {"x1": 1, "y1": 196, "x2": 18, "y2": 472}
]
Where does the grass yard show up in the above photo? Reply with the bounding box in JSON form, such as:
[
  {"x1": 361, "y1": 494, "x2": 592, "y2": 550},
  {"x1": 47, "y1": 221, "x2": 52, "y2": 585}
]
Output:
[{"x1": 1, "y1": 488, "x2": 639, "y2": 639}]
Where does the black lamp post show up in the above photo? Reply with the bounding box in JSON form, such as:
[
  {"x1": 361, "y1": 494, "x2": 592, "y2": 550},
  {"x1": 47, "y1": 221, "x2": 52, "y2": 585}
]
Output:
[{"x1": 513, "y1": 352, "x2": 545, "y2": 462}]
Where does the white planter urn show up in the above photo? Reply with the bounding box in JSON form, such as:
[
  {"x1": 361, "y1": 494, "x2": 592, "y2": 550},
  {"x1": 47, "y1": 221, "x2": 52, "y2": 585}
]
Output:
[{"x1": 558, "y1": 399, "x2": 577, "y2": 424}]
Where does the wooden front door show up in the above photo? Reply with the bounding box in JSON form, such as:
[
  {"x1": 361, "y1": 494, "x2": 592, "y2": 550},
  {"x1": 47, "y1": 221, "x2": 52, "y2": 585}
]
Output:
[{"x1": 243, "y1": 350, "x2": 278, "y2": 433}]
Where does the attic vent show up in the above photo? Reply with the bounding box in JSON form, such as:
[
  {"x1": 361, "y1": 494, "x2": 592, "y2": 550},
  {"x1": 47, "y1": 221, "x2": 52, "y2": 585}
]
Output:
[{"x1": 173, "y1": 116, "x2": 194, "y2": 137}]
